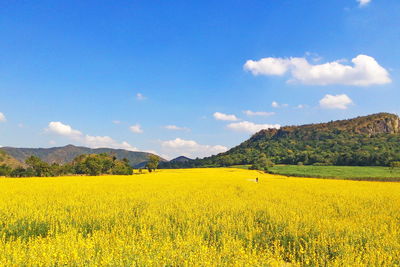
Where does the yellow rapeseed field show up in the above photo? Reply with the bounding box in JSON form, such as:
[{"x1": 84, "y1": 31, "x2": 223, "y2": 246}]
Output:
[{"x1": 0, "y1": 168, "x2": 399, "y2": 266}]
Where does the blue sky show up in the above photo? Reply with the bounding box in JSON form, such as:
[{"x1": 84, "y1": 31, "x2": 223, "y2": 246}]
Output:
[{"x1": 0, "y1": 0, "x2": 399, "y2": 159}]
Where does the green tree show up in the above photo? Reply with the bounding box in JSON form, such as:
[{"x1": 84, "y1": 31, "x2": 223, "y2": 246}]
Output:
[
  {"x1": 250, "y1": 153, "x2": 274, "y2": 172},
  {"x1": 25, "y1": 156, "x2": 51, "y2": 177},
  {"x1": 0, "y1": 164, "x2": 12, "y2": 176},
  {"x1": 71, "y1": 153, "x2": 134, "y2": 176},
  {"x1": 146, "y1": 155, "x2": 160, "y2": 172},
  {"x1": 112, "y1": 160, "x2": 133, "y2": 175},
  {"x1": 84, "y1": 156, "x2": 103, "y2": 176}
]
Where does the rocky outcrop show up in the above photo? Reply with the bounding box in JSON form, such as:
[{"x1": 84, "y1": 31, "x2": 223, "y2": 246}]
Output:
[
  {"x1": 253, "y1": 113, "x2": 400, "y2": 138},
  {"x1": 357, "y1": 115, "x2": 400, "y2": 135}
]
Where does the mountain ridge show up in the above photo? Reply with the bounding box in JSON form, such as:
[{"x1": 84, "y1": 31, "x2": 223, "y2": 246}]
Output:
[
  {"x1": 170, "y1": 156, "x2": 193, "y2": 163},
  {"x1": 266, "y1": 112, "x2": 400, "y2": 135},
  {"x1": 0, "y1": 144, "x2": 166, "y2": 167}
]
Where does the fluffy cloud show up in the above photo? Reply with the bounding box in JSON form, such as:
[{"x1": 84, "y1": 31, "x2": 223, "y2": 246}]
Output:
[
  {"x1": 164, "y1": 125, "x2": 190, "y2": 131},
  {"x1": 0, "y1": 112, "x2": 6, "y2": 122},
  {"x1": 129, "y1": 124, "x2": 143, "y2": 134},
  {"x1": 319, "y1": 94, "x2": 353, "y2": 110},
  {"x1": 244, "y1": 57, "x2": 290, "y2": 75},
  {"x1": 244, "y1": 54, "x2": 391, "y2": 86},
  {"x1": 227, "y1": 121, "x2": 280, "y2": 134},
  {"x1": 47, "y1": 121, "x2": 82, "y2": 138},
  {"x1": 243, "y1": 110, "x2": 275, "y2": 117},
  {"x1": 46, "y1": 121, "x2": 138, "y2": 151},
  {"x1": 213, "y1": 112, "x2": 239, "y2": 121},
  {"x1": 357, "y1": 0, "x2": 371, "y2": 7},
  {"x1": 160, "y1": 138, "x2": 227, "y2": 159},
  {"x1": 136, "y1": 93, "x2": 146, "y2": 101},
  {"x1": 85, "y1": 136, "x2": 136, "y2": 150}
]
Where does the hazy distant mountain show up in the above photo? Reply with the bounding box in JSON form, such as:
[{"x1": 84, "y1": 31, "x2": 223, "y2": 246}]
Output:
[
  {"x1": 170, "y1": 156, "x2": 193, "y2": 163},
  {"x1": 158, "y1": 156, "x2": 193, "y2": 168},
  {"x1": 0, "y1": 144, "x2": 166, "y2": 167}
]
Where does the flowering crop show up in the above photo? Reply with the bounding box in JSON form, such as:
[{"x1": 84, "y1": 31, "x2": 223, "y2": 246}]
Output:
[{"x1": 0, "y1": 168, "x2": 399, "y2": 266}]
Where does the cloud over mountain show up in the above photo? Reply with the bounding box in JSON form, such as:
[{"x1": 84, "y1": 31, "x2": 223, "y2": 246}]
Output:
[
  {"x1": 227, "y1": 121, "x2": 280, "y2": 134},
  {"x1": 47, "y1": 122, "x2": 138, "y2": 151},
  {"x1": 160, "y1": 138, "x2": 227, "y2": 159}
]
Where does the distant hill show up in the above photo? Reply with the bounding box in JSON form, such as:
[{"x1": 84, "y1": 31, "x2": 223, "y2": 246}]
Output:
[
  {"x1": 0, "y1": 145, "x2": 166, "y2": 167},
  {"x1": 0, "y1": 150, "x2": 24, "y2": 168},
  {"x1": 159, "y1": 156, "x2": 193, "y2": 168},
  {"x1": 170, "y1": 156, "x2": 193, "y2": 163},
  {"x1": 168, "y1": 113, "x2": 400, "y2": 168}
]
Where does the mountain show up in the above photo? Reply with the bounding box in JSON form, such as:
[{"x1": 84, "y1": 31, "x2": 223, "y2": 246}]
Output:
[
  {"x1": 0, "y1": 150, "x2": 24, "y2": 168},
  {"x1": 159, "y1": 156, "x2": 193, "y2": 168},
  {"x1": 0, "y1": 145, "x2": 166, "y2": 167},
  {"x1": 168, "y1": 113, "x2": 400, "y2": 168},
  {"x1": 170, "y1": 156, "x2": 193, "y2": 163}
]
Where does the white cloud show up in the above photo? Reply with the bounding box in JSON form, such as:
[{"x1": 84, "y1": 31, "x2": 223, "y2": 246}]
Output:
[
  {"x1": 296, "y1": 104, "x2": 306, "y2": 109},
  {"x1": 0, "y1": 112, "x2": 6, "y2": 122},
  {"x1": 227, "y1": 121, "x2": 280, "y2": 134},
  {"x1": 243, "y1": 110, "x2": 275, "y2": 117},
  {"x1": 305, "y1": 52, "x2": 323, "y2": 63},
  {"x1": 164, "y1": 125, "x2": 190, "y2": 131},
  {"x1": 112, "y1": 120, "x2": 121, "y2": 124},
  {"x1": 47, "y1": 121, "x2": 82, "y2": 139},
  {"x1": 213, "y1": 112, "x2": 239, "y2": 121},
  {"x1": 319, "y1": 94, "x2": 353, "y2": 110},
  {"x1": 136, "y1": 93, "x2": 146, "y2": 101},
  {"x1": 271, "y1": 101, "x2": 288, "y2": 108},
  {"x1": 357, "y1": 0, "x2": 371, "y2": 7},
  {"x1": 84, "y1": 136, "x2": 136, "y2": 150},
  {"x1": 244, "y1": 54, "x2": 391, "y2": 86},
  {"x1": 244, "y1": 57, "x2": 291, "y2": 76},
  {"x1": 129, "y1": 124, "x2": 143, "y2": 134},
  {"x1": 160, "y1": 138, "x2": 227, "y2": 159},
  {"x1": 46, "y1": 121, "x2": 138, "y2": 151}
]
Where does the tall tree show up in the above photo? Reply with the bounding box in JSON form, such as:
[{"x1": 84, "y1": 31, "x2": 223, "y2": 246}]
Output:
[{"x1": 146, "y1": 155, "x2": 160, "y2": 172}]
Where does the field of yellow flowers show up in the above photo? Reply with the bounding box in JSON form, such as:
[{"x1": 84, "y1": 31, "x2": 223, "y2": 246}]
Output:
[{"x1": 0, "y1": 168, "x2": 399, "y2": 266}]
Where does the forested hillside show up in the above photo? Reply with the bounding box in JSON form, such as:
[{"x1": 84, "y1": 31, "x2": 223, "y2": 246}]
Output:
[
  {"x1": 165, "y1": 113, "x2": 400, "y2": 168},
  {"x1": 0, "y1": 145, "x2": 165, "y2": 168}
]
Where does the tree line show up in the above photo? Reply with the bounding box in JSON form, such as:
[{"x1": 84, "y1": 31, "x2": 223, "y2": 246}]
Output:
[{"x1": 0, "y1": 153, "x2": 134, "y2": 177}]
